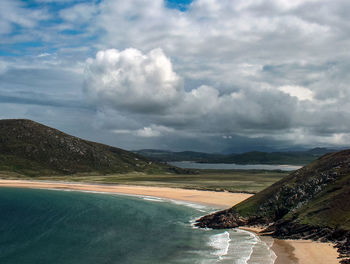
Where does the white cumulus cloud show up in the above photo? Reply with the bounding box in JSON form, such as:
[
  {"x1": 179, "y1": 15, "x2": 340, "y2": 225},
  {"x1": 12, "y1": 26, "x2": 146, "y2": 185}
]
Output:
[
  {"x1": 84, "y1": 48, "x2": 183, "y2": 113},
  {"x1": 84, "y1": 48, "x2": 299, "y2": 135}
]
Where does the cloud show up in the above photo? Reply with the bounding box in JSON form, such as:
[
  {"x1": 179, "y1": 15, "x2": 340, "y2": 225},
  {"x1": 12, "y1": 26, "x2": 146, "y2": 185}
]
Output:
[
  {"x1": 279, "y1": 85, "x2": 314, "y2": 101},
  {"x1": 59, "y1": 2, "x2": 97, "y2": 25},
  {"x1": 84, "y1": 48, "x2": 183, "y2": 113},
  {"x1": 37, "y1": 53, "x2": 51, "y2": 58},
  {"x1": 3, "y1": 0, "x2": 350, "y2": 151},
  {"x1": 0, "y1": 0, "x2": 49, "y2": 35},
  {"x1": 0, "y1": 64, "x2": 89, "y2": 111},
  {"x1": 136, "y1": 126, "x2": 167, "y2": 138},
  {"x1": 0, "y1": 61, "x2": 8, "y2": 74},
  {"x1": 83, "y1": 44, "x2": 350, "y2": 150},
  {"x1": 84, "y1": 48, "x2": 299, "y2": 134},
  {"x1": 34, "y1": 0, "x2": 72, "y2": 2},
  {"x1": 113, "y1": 124, "x2": 174, "y2": 138}
]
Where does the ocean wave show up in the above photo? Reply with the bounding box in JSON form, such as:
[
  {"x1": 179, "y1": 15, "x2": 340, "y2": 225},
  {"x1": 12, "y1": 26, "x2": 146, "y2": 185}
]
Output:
[
  {"x1": 232, "y1": 229, "x2": 259, "y2": 264},
  {"x1": 234, "y1": 229, "x2": 276, "y2": 264},
  {"x1": 208, "y1": 231, "x2": 231, "y2": 259},
  {"x1": 246, "y1": 235, "x2": 277, "y2": 264},
  {"x1": 141, "y1": 197, "x2": 165, "y2": 202},
  {"x1": 168, "y1": 199, "x2": 211, "y2": 212}
]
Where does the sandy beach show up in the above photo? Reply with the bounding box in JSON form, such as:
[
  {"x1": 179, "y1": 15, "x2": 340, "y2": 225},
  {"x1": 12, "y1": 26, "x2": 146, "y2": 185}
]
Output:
[
  {"x1": 0, "y1": 179, "x2": 340, "y2": 264},
  {"x1": 271, "y1": 239, "x2": 340, "y2": 264},
  {"x1": 0, "y1": 179, "x2": 251, "y2": 208},
  {"x1": 241, "y1": 227, "x2": 340, "y2": 264}
]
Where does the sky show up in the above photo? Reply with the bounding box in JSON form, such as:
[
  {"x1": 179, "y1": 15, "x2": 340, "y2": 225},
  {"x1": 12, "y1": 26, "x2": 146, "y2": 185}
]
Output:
[{"x1": 1, "y1": 0, "x2": 350, "y2": 153}]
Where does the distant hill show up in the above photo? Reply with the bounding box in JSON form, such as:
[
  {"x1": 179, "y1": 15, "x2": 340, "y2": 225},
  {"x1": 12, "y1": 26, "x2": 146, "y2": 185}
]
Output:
[
  {"x1": 134, "y1": 149, "x2": 225, "y2": 162},
  {"x1": 135, "y1": 148, "x2": 337, "y2": 165},
  {"x1": 196, "y1": 149, "x2": 350, "y2": 262},
  {"x1": 0, "y1": 119, "x2": 185, "y2": 176}
]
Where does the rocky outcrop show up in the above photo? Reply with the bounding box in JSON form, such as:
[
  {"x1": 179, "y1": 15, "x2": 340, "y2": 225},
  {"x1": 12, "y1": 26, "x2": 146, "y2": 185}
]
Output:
[{"x1": 196, "y1": 210, "x2": 248, "y2": 229}]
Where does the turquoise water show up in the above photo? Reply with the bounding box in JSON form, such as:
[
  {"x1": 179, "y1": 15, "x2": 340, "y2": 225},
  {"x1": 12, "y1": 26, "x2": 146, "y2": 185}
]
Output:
[{"x1": 0, "y1": 188, "x2": 276, "y2": 264}]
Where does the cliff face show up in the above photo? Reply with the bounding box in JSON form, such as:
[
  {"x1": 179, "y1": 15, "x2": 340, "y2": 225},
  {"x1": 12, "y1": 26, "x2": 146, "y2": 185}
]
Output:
[
  {"x1": 196, "y1": 149, "x2": 350, "y2": 262},
  {"x1": 0, "y1": 119, "x2": 183, "y2": 176}
]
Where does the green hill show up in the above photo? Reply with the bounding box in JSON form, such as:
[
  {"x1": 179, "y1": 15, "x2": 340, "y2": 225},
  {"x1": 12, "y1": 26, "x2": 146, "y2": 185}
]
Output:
[
  {"x1": 196, "y1": 149, "x2": 350, "y2": 262},
  {"x1": 0, "y1": 119, "x2": 183, "y2": 176}
]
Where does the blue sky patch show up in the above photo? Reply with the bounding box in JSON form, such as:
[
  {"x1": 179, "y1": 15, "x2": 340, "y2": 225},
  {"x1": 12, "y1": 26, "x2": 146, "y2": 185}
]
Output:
[
  {"x1": 61, "y1": 29, "x2": 83, "y2": 35},
  {"x1": 165, "y1": 0, "x2": 192, "y2": 11}
]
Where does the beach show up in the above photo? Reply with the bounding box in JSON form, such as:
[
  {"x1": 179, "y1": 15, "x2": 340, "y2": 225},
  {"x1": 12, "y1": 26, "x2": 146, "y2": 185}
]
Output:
[
  {"x1": 0, "y1": 179, "x2": 250, "y2": 208},
  {"x1": 273, "y1": 239, "x2": 340, "y2": 264},
  {"x1": 241, "y1": 226, "x2": 340, "y2": 264},
  {"x1": 0, "y1": 179, "x2": 340, "y2": 264}
]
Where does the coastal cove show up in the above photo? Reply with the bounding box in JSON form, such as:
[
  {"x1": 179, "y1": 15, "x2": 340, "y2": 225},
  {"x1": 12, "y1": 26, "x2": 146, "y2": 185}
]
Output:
[
  {"x1": 1, "y1": 0, "x2": 349, "y2": 263},
  {"x1": 0, "y1": 180, "x2": 340, "y2": 264}
]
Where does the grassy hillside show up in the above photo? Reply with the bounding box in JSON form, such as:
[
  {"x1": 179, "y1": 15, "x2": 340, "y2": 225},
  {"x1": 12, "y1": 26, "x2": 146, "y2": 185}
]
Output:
[
  {"x1": 197, "y1": 149, "x2": 350, "y2": 262},
  {"x1": 231, "y1": 150, "x2": 350, "y2": 230},
  {"x1": 0, "y1": 119, "x2": 184, "y2": 176}
]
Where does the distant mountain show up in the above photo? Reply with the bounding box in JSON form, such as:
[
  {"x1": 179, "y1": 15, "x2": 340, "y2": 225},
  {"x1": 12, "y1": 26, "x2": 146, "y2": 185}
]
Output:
[
  {"x1": 0, "y1": 119, "x2": 184, "y2": 176},
  {"x1": 135, "y1": 148, "x2": 337, "y2": 165},
  {"x1": 134, "y1": 149, "x2": 225, "y2": 162},
  {"x1": 196, "y1": 149, "x2": 350, "y2": 262}
]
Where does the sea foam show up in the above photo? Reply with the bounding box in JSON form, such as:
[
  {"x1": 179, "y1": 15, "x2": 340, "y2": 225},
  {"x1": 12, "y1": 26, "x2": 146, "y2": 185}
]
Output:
[
  {"x1": 231, "y1": 229, "x2": 259, "y2": 264},
  {"x1": 208, "y1": 231, "x2": 231, "y2": 259},
  {"x1": 142, "y1": 197, "x2": 165, "y2": 202},
  {"x1": 168, "y1": 199, "x2": 210, "y2": 212},
  {"x1": 203, "y1": 229, "x2": 276, "y2": 264}
]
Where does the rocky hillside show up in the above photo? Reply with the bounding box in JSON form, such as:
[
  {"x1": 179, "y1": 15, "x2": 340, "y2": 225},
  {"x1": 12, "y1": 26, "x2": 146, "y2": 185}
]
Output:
[
  {"x1": 0, "y1": 119, "x2": 184, "y2": 176},
  {"x1": 196, "y1": 149, "x2": 350, "y2": 263}
]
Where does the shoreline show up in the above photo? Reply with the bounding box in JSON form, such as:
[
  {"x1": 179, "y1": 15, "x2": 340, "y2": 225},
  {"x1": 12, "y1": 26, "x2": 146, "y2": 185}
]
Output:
[
  {"x1": 0, "y1": 179, "x2": 340, "y2": 264},
  {"x1": 240, "y1": 226, "x2": 340, "y2": 264},
  {"x1": 0, "y1": 179, "x2": 251, "y2": 208}
]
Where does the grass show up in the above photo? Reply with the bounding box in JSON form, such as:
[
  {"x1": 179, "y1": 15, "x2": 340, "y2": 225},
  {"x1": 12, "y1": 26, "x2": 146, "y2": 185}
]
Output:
[
  {"x1": 291, "y1": 174, "x2": 350, "y2": 230},
  {"x1": 0, "y1": 169, "x2": 289, "y2": 194}
]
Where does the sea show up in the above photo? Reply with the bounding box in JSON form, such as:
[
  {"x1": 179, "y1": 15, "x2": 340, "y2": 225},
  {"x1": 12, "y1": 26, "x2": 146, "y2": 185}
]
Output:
[{"x1": 0, "y1": 187, "x2": 276, "y2": 264}]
